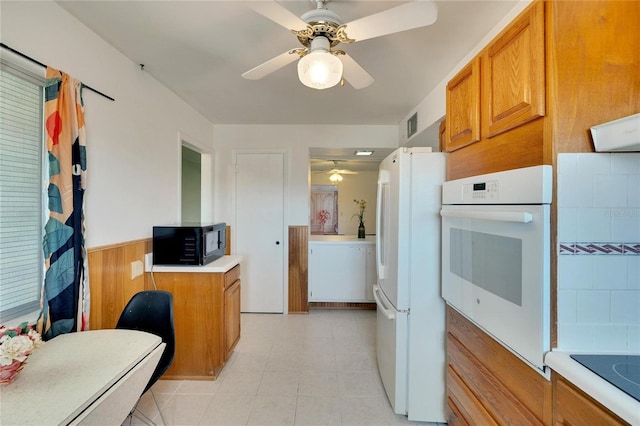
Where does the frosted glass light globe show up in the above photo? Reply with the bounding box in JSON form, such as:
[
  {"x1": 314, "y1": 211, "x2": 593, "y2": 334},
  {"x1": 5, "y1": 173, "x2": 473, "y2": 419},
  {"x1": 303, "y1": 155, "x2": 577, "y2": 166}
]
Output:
[{"x1": 297, "y1": 37, "x2": 343, "y2": 90}]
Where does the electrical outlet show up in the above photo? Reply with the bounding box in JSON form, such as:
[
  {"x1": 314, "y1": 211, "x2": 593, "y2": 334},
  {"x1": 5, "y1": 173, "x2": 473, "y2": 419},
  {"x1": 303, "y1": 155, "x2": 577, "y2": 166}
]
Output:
[{"x1": 130, "y1": 260, "x2": 143, "y2": 280}]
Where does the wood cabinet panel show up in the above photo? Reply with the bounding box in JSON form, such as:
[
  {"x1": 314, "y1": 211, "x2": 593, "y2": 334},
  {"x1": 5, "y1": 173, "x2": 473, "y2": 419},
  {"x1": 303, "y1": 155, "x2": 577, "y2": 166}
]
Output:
[
  {"x1": 150, "y1": 271, "x2": 225, "y2": 380},
  {"x1": 448, "y1": 333, "x2": 543, "y2": 425},
  {"x1": 225, "y1": 264, "x2": 240, "y2": 288},
  {"x1": 548, "y1": 0, "x2": 640, "y2": 154},
  {"x1": 553, "y1": 373, "x2": 628, "y2": 425},
  {"x1": 445, "y1": 57, "x2": 481, "y2": 152},
  {"x1": 447, "y1": 364, "x2": 497, "y2": 426},
  {"x1": 447, "y1": 117, "x2": 544, "y2": 181},
  {"x1": 446, "y1": 307, "x2": 552, "y2": 425},
  {"x1": 224, "y1": 279, "x2": 241, "y2": 360},
  {"x1": 148, "y1": 264, "x2": 241, "y2": 380},
  {"x1": 482, "y1": 0, "x2": 545, "y2": 138}
]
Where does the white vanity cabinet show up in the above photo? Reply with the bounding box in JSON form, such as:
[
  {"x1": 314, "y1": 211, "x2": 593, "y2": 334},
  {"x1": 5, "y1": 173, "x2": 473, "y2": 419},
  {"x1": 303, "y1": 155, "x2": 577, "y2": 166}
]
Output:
[{"x1": 308, "y1": 236, "x2": 376, "y2": 302}]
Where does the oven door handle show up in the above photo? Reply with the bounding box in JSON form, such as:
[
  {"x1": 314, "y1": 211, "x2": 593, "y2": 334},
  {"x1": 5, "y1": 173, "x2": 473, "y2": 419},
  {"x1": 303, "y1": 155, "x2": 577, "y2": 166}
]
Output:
[{"x1": 440, "y1": 209, "x2": 533, "y2": 223}]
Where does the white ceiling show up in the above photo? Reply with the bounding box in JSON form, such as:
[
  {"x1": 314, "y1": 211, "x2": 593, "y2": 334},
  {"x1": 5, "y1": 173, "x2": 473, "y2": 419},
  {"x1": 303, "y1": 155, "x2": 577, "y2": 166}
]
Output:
[
  {"x1": 57, "y1": 0, "x2": 519, "y2": 127},
  {"x1": 56, "y1": 0, "x2": 518, "y2": 171}
]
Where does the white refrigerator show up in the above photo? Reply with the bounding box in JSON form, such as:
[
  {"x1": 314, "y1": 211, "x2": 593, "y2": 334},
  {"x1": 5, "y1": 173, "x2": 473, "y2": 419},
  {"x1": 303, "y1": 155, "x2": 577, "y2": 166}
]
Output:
[{"x1": 374, "y1": 147, "x2": 446, "y2": 422}]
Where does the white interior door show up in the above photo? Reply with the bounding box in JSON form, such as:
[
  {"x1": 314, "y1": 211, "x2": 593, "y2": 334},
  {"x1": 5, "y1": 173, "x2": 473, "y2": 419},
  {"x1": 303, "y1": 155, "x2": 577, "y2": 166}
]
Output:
[{"x1": 235, "y1": 152, "x2": 285, "y2": 313}]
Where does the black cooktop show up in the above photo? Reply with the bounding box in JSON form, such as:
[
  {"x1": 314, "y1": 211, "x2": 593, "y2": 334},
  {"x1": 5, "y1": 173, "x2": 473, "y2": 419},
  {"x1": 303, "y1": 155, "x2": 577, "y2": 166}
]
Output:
[{"x1": 570, "y1": 354, "x2": 640, "y2": 402}]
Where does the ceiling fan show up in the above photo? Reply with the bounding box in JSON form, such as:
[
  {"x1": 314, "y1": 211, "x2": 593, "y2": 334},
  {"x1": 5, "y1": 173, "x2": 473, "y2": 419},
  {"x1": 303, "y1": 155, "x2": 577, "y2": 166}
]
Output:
[
  {"x1": 242, "y1": 0, "x2": 438, "y2": 90},
  {"x1": 312, "y1": 160, "x2": 358, "y2": 182}
]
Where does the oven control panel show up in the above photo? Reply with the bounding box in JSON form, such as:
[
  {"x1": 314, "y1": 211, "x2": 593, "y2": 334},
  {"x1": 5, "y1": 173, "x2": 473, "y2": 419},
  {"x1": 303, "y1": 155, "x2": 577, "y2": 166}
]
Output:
[
  {"x1": 463, "y1": 180, "x2": 499, "y2": 202},
  {"x1": 442, "y1": 165, "x2": 552, "y2": 205}
]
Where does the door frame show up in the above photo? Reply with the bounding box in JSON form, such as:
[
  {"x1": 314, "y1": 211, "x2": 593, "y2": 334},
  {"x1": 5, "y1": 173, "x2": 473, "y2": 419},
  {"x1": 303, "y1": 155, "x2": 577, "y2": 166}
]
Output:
[
  {"x1": 231, "y1": 148, "x2": 290, "y2": 314},
  {"x1": 177, "y1": 131, "x2": 214, "y2": 223}
]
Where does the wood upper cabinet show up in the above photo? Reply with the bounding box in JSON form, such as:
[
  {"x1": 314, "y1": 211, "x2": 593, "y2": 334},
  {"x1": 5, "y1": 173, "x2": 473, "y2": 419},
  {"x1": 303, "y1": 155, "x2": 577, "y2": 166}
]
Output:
[
  {"x1": 482, "y1": 0, "x2": 545, "y2": 138},
  {"x1": 445, "y1": 57, "x2": 481, "y2": 152}
]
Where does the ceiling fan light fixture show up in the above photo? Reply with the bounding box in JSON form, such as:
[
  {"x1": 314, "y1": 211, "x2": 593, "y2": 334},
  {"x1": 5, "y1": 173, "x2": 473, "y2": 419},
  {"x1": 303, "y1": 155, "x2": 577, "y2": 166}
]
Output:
[
  {"x1": 329, "y1": 172, "x2": 343, "y2": 182},
  {"x1": 297, "y1": 37, "x2": 343, "y2": 90}
]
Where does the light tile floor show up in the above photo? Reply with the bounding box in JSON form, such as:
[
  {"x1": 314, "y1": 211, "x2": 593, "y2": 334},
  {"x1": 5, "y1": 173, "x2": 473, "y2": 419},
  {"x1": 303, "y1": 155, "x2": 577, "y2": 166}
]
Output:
[{"x1": 128, "y1": 309, "x2": 443, "y2": 426}]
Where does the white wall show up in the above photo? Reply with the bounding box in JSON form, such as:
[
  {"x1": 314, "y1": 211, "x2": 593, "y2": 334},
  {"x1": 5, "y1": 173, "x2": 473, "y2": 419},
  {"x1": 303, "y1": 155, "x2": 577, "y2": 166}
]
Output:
[
  {"x1": 0, "y1": 1, "x2": 215, "y2": 247},
  {"x1": 212, "y1": 125, "x2": 398, "y2": 232}
]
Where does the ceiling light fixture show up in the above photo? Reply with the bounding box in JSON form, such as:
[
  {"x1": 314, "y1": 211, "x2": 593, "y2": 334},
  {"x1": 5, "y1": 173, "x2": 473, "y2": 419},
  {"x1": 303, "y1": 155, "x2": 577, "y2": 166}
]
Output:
[
  {"x1": 355, "y1": 150, "x2": 374, "y2": 156},
  {"x1": 329, "y1": 172, "x2": 343, "y2": 182},
  {"x1": 297, "y1": 37, "x2": 343, "y2": 90}
]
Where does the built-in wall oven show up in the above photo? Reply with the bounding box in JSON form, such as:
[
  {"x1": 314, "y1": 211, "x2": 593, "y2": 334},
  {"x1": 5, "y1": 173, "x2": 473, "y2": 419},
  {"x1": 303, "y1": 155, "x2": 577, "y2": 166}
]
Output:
[{"x1": 441, "y1": 166, "x2": 552, "y2": 373}]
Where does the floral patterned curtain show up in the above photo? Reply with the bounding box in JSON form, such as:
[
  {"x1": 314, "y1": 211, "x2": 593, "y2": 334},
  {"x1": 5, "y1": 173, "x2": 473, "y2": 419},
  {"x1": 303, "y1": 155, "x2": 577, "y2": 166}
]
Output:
[{"x1": 38, "y1": 67, "x2": 89, "y2": 340}]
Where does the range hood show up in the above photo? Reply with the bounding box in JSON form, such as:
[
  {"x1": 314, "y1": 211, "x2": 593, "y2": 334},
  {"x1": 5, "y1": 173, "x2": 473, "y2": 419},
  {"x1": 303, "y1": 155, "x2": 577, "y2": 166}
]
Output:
[{"x1": 591, "y1": 113, "x2": 640, "y2": 152}]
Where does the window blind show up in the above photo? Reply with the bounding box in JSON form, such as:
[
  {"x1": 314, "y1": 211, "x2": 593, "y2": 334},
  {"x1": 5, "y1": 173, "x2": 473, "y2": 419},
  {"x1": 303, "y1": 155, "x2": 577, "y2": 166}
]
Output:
[{"x1": 0, "y1": 66, "x2": 44, "y2": 323}]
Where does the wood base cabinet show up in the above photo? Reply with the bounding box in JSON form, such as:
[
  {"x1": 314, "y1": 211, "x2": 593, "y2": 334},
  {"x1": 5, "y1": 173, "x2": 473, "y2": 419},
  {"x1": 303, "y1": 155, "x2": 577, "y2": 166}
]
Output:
[
  {"x1": 552, "y1": 373, "x2": 628, "y2": 425},
  {"x1": 147, "y1": 263, "x2": 241, "y2": 380},
  {"x1": 224, "y1": 265, "x2": 241, "y2": 360},
  {"x1": 446, "y1": 307, "x2": 552, "y2": 425}
]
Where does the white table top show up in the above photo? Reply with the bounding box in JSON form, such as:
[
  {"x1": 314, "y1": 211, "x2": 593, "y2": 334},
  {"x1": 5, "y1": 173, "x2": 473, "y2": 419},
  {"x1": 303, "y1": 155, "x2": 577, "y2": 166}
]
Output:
[
  {"x1": 145, "y1": 254, "x2": 242, "y2": 273},
  {"x1": 309, "y1": 235, "x2": 376, "y2": 244},
  {"x1": 545, "y1": 351, "x2": 640, "y2": 425},
  {"x1": 0, "y1": 329, "x2": 162, "y2": 425}
]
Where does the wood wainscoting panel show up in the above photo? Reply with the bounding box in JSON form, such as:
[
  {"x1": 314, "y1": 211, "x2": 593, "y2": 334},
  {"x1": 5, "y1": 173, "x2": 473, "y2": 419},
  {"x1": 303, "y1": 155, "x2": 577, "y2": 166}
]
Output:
[
  {"x1": 87, "y1": 239, "x2": 151, "y2": 330},
  {"x1": 288, "y1": 226, "x2": 308, "y2": 313},
  {"x1": 309, "y1": 302, "x2": 375, "y2": 310}
]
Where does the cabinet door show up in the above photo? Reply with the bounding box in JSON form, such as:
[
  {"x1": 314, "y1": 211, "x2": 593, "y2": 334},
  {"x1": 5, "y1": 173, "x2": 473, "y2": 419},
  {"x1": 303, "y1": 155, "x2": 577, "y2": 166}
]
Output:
[
  {"x1": 445, "y1": 57, "x2": 481, "y2": 152},
  {"x1": 365, "y1": 246, "x2": 376, "y2": 302},
  {"x1": 482, "y1": 1, "x2": 545, "y2": 138},
  {"x1": 309, "y1": 244, "x2": 366, "y2": 301},
  {"x1": 553, "y1": 375, "x2": 627, "y2": 425},
  {"x1": 224, "y1": 279, "x2": 241, "y2": 360}
]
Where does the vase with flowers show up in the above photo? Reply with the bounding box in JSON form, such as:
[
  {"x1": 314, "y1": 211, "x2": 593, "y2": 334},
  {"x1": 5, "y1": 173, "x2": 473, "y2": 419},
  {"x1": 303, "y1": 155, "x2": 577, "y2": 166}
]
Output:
[
  {"x1": 353, "y1": 199, "x2": 367, "y2": 238},
  {"x1": 318, "y1": 209, "x2": 331, "y2": 233},
  {"x1": 0, "y1": 322, "x2": 43, "y2": 385}
]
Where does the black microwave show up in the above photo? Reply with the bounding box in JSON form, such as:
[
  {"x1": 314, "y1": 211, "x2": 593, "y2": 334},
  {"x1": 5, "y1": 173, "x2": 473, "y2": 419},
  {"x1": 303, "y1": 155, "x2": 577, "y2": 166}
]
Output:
[{"x1": 152, "y1": 223, "x2": 226, "y2": 266}]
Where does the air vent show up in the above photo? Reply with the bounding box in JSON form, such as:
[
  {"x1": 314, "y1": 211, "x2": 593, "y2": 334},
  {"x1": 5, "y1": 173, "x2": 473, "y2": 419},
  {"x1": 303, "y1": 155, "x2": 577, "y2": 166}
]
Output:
[{"x1": 407, "y1": 113, "x2": 418, "y2": 138}]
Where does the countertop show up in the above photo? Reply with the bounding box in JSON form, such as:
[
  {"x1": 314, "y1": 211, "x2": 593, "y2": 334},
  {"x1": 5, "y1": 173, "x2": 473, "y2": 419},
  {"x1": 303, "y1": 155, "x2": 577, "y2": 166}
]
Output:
[
  {"x1": 309, "y1": 235, "x2": 376, "y2": 244},
  {"x1": 545, "y1": 351, "x2": 640, "y2": 425},
  {"x1": 145, "y1": 253, "x2": 242, "y2": 273}
]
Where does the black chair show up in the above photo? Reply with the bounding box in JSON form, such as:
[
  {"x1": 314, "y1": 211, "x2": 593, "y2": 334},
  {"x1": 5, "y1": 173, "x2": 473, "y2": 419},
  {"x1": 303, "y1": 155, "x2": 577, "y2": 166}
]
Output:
[{"x1": 116, "y1": 290, "x2": 175, "y2": 425}]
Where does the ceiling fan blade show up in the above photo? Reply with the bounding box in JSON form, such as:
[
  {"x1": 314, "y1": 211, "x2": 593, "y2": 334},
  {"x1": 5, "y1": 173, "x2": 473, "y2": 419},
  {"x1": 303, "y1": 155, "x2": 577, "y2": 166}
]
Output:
[
  {"x1": 340, "y1": 54, "x2": 374, "y2": 89},
  {"x1": 248, "y1": 1, "x2": 307, "y2": 31},
  {"x1": 343, "y1": 0, "x2": 438, "y2": 43},
  {"x1": 242, "y1": 50, "x2": 299, "y2": 80}
]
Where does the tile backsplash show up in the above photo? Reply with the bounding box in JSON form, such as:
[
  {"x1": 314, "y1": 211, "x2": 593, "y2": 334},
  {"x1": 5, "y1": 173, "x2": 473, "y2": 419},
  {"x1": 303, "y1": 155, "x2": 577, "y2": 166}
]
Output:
[{"x1": 557, "y1": 153, "x2": 640, "y2": 353}]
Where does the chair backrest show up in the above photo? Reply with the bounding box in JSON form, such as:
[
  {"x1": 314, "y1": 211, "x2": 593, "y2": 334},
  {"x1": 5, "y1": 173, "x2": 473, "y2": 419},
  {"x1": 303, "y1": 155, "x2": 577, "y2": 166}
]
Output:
[{"x1": 116, "y1": 290, "x2": 175, "y2": 393}]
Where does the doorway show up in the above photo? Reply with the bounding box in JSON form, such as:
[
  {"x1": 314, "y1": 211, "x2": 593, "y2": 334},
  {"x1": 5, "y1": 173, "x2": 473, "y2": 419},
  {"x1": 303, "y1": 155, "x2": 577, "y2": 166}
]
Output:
[
  {"x1": 234, "y1": 151, "x2": 286, "y2": 313},
  {"x1": 181, "y1": 145, "x2": 201, "y2": 223}
]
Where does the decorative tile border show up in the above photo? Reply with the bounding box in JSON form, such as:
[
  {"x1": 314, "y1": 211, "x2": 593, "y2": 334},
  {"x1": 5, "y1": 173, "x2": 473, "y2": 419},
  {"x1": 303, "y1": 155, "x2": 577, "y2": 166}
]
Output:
[{"x1": 559, "y1": 242, "x2": 640, "y2": 255}]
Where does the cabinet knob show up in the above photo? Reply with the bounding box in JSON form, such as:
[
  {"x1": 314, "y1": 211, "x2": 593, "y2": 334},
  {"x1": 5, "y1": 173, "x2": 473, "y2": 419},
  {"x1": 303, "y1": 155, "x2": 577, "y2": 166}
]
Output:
[{"x1": 275, "y1": 241, "x2": 280, "y2": 245}]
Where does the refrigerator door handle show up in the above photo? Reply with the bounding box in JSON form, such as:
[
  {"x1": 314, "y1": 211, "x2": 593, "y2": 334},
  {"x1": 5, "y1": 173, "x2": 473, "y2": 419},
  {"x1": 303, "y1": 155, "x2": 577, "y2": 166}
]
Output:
[
  {"x1": 373, "y1": 284, "x2": 395, "y2": 320},
  {"x1": 376, "y1": 171, "x2": 390, "y2": 279}
]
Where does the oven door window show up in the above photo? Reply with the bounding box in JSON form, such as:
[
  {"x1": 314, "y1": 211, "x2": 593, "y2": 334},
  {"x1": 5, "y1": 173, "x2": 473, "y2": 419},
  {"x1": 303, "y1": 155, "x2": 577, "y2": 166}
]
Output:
[{"x1": 450, "y1": 228, "x2": 522, "y2": 306}]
